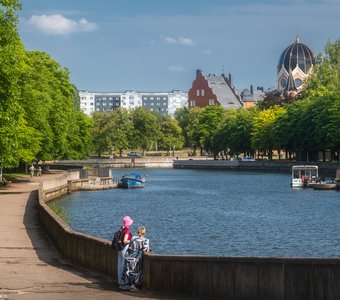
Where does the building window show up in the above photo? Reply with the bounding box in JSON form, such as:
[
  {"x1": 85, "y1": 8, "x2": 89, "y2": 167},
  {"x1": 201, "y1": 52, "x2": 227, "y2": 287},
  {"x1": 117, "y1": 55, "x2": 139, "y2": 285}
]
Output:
[
  {"x1": 201, "y1": 89, "x2": 205, "y2": 96},
  {"x1": 196, "y1": 90, "x2": 200, "y2": 96},
  {"x1": 190, "y1": 100, "x2": 196, "y2": 107},
  {"x1": 209, "y1": 99, "x2": 214, "y2": 105},
  {"x1": 294, "y1": 78, "x2": 303, "y2": 87}
]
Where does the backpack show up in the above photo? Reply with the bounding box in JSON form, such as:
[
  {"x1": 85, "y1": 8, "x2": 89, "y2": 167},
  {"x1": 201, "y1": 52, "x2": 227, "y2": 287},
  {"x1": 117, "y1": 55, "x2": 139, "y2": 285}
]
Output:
[{"x1": 111, "y1": 227, "x2": 124, "y2": 250}]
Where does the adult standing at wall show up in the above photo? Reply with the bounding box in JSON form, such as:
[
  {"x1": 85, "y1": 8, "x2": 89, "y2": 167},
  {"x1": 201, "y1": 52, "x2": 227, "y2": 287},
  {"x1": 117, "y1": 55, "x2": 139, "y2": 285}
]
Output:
[{"x1": 118, "y1": 215, "x2": 133, "y2": 290}]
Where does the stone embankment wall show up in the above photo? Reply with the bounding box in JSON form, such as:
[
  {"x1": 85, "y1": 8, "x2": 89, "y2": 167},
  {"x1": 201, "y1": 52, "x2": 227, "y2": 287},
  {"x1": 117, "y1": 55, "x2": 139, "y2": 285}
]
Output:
[{"x1": 38, "y1": 171, "x2": 340, "y2": 300}]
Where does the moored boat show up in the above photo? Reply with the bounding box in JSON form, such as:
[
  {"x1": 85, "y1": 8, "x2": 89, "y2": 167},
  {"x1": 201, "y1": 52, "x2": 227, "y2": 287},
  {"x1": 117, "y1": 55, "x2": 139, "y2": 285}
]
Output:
[
  {"x1": 312, "y1": 182, "x2": 336, "y2": 190},
  {"x1": 120, "y1": 173, "x2": 145, "y2": 188},
  {"x1": 291, "y1": 165, "x2": 320, "y2": 188}
]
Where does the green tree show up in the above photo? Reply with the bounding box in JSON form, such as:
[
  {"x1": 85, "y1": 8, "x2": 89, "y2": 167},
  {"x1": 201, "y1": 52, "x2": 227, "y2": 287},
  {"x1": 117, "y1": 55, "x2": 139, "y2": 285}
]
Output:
[
  {"x1": 304, "y1": 40, "x2": 340, "y2": 97},
  {"x1": 91, "y1": 112, "x2": 112, "y2": 156},
  {"x1": 0, "y1": 0, "x2": 28, "y2": 179},
  {"x1": 20, "y1": 51, "x2": 91, "y2": 160},
  {"x1": 108, "y1": 108, "x2": 133, "y2": 157},
  {"x1": 66, "y1": 110, "x2": 93, "y2": 159},
  {"x1": 131, "y1": 107, "x2": 160, "y2": 154},
  {"x1": 327, "y1": 91, "x2": 340, "y2": 160},
  {"x1": 251, "y1": 106, "x2": 285, "y2": 159},
  {"x1": 196, "y1": 105, "x2": 225, "y2": 157},
  {"x1": 182, "y1": 107, "x2": 202, "y2": 156},
  {"x1": 159, "y1": 117, "x2": 184, "y2": 155},
  {"x1": 175, "y1": 107, "x2": 190, "y2": 146},
  {"x1": 228, "y1": 108, "x2": 256, "y2": 156}
]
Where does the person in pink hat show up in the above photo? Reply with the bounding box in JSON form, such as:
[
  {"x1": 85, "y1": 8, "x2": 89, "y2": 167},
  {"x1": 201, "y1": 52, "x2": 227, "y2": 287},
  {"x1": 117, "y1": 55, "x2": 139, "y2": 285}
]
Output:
[{"x1": 118, "y1": 215, "x2": 133, "y2": 290}]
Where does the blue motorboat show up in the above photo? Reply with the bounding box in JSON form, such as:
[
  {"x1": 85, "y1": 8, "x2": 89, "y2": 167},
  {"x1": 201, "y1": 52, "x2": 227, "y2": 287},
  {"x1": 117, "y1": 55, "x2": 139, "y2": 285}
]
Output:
[{"x1": 120, "y1": 173, "x2": 145, "y2": 188}]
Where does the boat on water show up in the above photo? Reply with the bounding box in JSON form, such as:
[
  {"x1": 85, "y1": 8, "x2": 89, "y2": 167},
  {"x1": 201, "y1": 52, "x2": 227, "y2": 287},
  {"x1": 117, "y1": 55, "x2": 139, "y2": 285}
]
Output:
[
  {"x1": 313, "y1": 182, "x2": 336, "y2": 190},
  {"x1": 120, "y1": 173, "x2": 145, "y2": 188},
  {"x1": 291, "y1": 165, "x2": 320, "y2": 188}
]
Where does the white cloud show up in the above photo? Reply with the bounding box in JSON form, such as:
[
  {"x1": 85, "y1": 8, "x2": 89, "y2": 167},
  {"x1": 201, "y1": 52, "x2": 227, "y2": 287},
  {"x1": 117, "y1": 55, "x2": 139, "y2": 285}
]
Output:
[
  {"x1": 27, "y1": 14, "x2": 97, "y2": 35},
  {"x1": 177, "y1": 37, "x2": 194, "y2": 46},
  {"x1": 168, "y1": 65, "x2": 185, "y2": 72},
  {"x1": 161, "y1": 35, "x2": 195, "y2": 46}
]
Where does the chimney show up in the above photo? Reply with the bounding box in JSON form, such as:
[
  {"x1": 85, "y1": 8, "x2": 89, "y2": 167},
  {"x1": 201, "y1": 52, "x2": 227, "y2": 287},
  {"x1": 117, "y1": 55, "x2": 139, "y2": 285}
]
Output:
[
  {"x1": 228, "y1": 73, "x2": 232, "y2": 84},
  {"x1": 250, "y1": 85, "x2": 254, "y2": 95}
]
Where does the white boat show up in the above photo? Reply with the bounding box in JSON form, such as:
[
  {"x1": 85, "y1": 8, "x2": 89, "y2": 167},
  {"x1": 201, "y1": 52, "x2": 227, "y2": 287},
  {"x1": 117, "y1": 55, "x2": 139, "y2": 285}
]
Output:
[{"x1": 291, "y1": 165, "x2": 319, "y2": 188}]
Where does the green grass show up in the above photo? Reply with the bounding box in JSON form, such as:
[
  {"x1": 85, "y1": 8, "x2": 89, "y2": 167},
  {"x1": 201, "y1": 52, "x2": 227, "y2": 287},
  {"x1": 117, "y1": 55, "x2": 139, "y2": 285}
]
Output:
[
  {"x1": 48, "y1": 203, "x2": 70, "y2": 224},
  {"x1": 3, "y1": 173, "x2": 22, "y2": 181}
]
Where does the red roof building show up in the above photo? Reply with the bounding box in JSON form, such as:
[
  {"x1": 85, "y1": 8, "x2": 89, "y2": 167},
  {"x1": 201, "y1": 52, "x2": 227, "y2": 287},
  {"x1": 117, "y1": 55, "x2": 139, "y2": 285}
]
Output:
[{"x1": 188, "y1": 69, "x2": 243, "y2": 109}]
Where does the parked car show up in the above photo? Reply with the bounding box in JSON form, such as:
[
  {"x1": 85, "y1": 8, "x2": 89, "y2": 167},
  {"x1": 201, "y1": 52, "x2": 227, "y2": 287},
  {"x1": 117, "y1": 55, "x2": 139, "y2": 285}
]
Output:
[
  {"x1": 127, "y1": 151, "x2": 143, "y2": 157},
  {"x1": 230, "y1": 157, "x2": 242, "y2": 161},
  {"x1": 241, "y1": 157, "x2": 255, "y2": 161}
]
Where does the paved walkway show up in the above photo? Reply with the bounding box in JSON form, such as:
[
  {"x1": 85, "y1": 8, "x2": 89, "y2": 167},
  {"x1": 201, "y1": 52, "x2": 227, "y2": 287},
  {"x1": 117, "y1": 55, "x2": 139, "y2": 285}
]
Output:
[{"x1": 0, "y1": 174, "x2": 179, "y2": 300}]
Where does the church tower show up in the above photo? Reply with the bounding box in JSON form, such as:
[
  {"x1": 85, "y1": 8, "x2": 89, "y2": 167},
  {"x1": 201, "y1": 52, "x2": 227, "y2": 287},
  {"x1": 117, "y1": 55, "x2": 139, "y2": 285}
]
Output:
[{"x1": 276, "y1": 36, "x2": 316, "y2": 91}]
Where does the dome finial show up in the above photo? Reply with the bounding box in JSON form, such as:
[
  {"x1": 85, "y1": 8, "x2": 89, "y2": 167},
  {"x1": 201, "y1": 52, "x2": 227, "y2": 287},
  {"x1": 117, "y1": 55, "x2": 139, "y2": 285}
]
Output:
[{"x1": 295, "y1": 27, "x2": 300, "y2": 43}]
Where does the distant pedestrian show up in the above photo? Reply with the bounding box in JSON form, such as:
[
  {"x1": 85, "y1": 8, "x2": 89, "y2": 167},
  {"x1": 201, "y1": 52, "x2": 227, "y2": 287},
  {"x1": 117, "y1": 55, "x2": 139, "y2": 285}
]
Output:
[
  {"x1": 29, "y1": 164, "x2": 35, "y2": 177},
  {"x1": 118, "y1": 216, "x2": 133, "y2": 290},
  {"x1": 121, "y1": 226, "x2": 150, "y2": 291},
  {"x1": 37, "y1": 167, "x2": 42, "y2": 176}
]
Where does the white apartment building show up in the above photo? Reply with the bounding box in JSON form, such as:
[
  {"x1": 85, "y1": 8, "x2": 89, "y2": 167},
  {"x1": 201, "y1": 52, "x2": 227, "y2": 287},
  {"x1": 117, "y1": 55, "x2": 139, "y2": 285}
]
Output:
[
  {"x1": 168, "y1": 90, "x2": 189, "y2": 117},
  {"x1": 79, "y1": 90, "x2": 188, "y2": 117},
  {"x1": 79, "y1": 91, "x2": 95, "y2": 115}
]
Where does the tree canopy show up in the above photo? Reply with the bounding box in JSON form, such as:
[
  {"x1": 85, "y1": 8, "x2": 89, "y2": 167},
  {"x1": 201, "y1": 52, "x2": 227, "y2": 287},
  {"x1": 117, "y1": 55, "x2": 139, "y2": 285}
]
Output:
[{"x1": 0, "y1": 2, "x2": 92, "y2": 179}]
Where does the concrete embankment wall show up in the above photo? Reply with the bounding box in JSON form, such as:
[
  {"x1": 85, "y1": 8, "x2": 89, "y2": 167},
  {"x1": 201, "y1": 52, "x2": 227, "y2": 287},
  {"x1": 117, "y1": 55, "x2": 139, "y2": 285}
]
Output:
[
  {"x1": 53, "y1": 157, "x2": 174, "y2": 169},
  {"x1": 39, "y1": 171, "x2": 117, "y2": 279},
  {"x1": 174, "y1": 159, "x2": 340, "y2": 177},
  {"x1": 38, "y1": 172, "x2": 340, "y2": 300}
]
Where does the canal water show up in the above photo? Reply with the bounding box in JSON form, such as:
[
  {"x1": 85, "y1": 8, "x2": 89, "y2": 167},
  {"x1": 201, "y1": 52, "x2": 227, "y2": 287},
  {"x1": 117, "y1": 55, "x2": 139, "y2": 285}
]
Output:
[{"x1": 54, "y1": 168, "x2": 340, "y2": 257}]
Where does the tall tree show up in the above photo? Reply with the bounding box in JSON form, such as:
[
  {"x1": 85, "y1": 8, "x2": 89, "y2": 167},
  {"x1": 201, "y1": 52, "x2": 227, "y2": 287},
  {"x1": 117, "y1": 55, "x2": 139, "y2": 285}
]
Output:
[
  {"x1": 131, "y1": 107, "x2": 160, "y2": 154},
  {"x1": 0, "y1": 0, "x2": 28, "y2": 179},
  {"x1": 251, "y1": 106, "x2": 285, "y2": 159},
  {"x1": 107, "y1": 108, "x2": 133, "y2": 157},
  {"x1": 183, "y1": 107, "x2": 202, "y2": 156},
  {"x1": 196, "y1": 105, "x2": 225, "y2": 157},
  {"x1": 159, "y1": 117, "x2": 184, "y2": 155}
]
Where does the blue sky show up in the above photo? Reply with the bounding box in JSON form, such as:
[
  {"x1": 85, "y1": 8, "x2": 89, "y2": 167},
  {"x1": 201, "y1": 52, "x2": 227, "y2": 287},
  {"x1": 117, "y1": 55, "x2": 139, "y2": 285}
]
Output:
[{"x1": 18, "y1": 0, "x2": 340, "y2": 92}]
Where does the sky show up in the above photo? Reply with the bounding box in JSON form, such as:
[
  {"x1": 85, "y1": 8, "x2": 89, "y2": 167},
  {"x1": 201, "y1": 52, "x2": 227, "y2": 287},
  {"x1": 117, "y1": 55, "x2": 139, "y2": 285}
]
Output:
[{"x1": 17, "y1": 0, "x2": 340, "y2": 92}]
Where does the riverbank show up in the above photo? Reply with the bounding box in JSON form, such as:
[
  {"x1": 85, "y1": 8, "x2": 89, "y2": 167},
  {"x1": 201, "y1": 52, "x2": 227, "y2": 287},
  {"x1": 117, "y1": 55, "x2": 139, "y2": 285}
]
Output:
[{"x1": 0, "y1": 173, "x2": 179, "y2": 300}]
